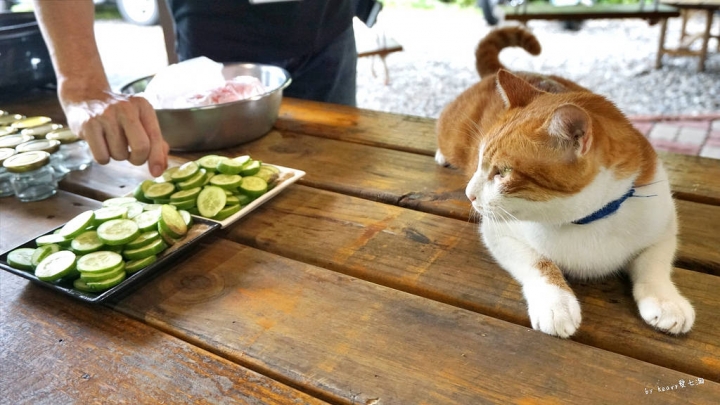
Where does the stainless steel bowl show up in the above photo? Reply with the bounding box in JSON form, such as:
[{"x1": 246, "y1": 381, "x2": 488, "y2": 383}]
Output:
[{"x1": 121, "y1": 63, "x2": 291, "y2": 152}]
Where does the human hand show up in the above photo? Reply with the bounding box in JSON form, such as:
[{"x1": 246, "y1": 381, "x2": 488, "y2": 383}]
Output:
[{"x1": 62, "y1": 91, "x2": 169, "y2": 177}]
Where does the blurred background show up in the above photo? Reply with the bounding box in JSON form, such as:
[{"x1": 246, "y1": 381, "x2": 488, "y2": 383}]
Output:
[{"x1": 1, "y1": 0, "x2": 719, "y2": 119}]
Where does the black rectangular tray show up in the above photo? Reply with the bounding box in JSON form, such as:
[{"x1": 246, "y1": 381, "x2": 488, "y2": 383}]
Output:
[{"x1": 0, "y1": 217, "x2": 220, "y2": 304}]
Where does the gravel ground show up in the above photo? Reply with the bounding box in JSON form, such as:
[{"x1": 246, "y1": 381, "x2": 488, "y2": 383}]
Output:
[
  {"x1": 357, "y1": 7, "x2": 720, "y2": 118},
  {"x1": 97, "y1": 5, "x2": 720, "y2": 119}
]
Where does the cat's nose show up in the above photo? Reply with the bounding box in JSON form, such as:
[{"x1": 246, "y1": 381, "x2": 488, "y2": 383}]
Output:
[{"x1": 468, "y1": 194, "x2": 477, "y2": 202}]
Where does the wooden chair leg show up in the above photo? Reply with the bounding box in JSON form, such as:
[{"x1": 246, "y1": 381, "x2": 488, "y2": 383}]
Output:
[
  {"x1": 698, "y1": 9, "x2": 713, "y2": 72},
  {"x1": 656, "y1": 17, "x2": 669, "y2": 69}
]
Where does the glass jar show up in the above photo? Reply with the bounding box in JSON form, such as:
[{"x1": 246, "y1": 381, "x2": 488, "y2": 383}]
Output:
[
  {"x1": 46, "y1": 128, "x2": 93, "y2": 172},
  {"x1": 0, "y1": 148, "x2": 16, "y2": 197},
  {"x1": 3, "y1": 151, "x2": 58, "y2": 202},
  {"x1": 0, "y1": 133, "x2": 33, "y2": 149},
  {"x1": 15, "y1": 139, "x2": 69, "y2": 180}
]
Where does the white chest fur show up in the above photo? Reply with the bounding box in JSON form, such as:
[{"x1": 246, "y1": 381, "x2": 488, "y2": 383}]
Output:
[{"x1": 481, "y1": 161, "x2": 676, "y2": 279}]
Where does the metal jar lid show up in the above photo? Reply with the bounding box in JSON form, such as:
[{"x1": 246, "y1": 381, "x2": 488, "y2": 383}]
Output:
[
  {"x1": 21, "y1": 123, "x2": 64, "y2": 139},
  {"x1": 0, "y1": 110, "x2": 7, "y2": 116},
  {"x1": 0, "y1": 126, "x2": 18, "y2": 137},
  {"x1": 16, "y1": 139, "x2": 61, "y2": 154},
  {"x1": 46, "y1": 128, "x2": 81, "y2": 144},
  {"x1": 11, "y1": 116, "x2": 52, "y2": 130},
  {"x1": 0, "y1": 134, "x2": 34, "y2": 149},
  {"x1": 0, "y1": 114, "x2": 25, "y2": 126},
  {"x1": 3, "y1": 151, "x2": 51, "y2": 173},
  {"x1": 0, "y1": 148, "x2": 16, "y2": 165}
]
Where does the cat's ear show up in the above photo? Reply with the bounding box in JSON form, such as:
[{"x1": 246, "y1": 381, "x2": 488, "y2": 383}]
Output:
[
  {"x1": 496, "y1": 70, "x2": 544, "y2": 109},
  {"x1": 547, "y1": 104, "x2": 592, "y2": 156}
]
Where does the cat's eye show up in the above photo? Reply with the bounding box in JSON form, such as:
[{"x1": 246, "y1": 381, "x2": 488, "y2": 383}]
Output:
[{"x1": 492, "y1": 166, "x2": 512, "y2": 179}]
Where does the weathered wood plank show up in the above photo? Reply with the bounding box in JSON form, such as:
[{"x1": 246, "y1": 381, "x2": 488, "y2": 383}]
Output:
[
  {"x1": 114, "y1": 238, "x2": 720, "y2": 404},
  {"x1": 676, "y1": 199, "x2": 720, "y2": 273},
  {"x1": 219, "y1": 185, "x2": 720, "y2": 382},
  {"x1": 278, "y1": 99, "x2": 720, "y2": 205},
  {"x1": 0, "y1": 191, "x2": 101, "y2": 253},
  {"x1": 56, "y1": 142, "x2": 720, "y2": 275},
  {"x1": 0, "y1": 273, "x2": 327, "y2": 405}
]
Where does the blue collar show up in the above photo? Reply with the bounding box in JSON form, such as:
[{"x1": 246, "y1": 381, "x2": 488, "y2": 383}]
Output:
[{"x1": 573, "y1": 188, "x2": 635, "y2": 225}]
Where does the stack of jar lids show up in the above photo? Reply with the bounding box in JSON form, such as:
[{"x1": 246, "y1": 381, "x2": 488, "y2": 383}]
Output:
[{"x1": 1, "y1": 115, "x2": 68, "y2": 139}]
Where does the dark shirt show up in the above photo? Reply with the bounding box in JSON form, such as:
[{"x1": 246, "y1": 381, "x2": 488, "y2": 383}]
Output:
[{"x1": 167, "y1": 0, "x2": 354, "y2": 64}]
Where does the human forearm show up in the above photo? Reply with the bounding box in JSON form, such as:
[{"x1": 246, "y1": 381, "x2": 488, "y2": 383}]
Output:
[{"x1": 32, "y1": 0, "x2": 110, "y2": 103}]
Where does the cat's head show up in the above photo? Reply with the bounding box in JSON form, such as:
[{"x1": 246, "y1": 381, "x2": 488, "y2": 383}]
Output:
[{"x1": 466, "y1": 70, "x2": 633, "y2": 225}]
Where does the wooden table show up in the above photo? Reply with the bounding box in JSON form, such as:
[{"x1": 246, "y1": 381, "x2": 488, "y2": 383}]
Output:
[{"x1": 2, "y1": 90, "x2": 720, "y2": 404}]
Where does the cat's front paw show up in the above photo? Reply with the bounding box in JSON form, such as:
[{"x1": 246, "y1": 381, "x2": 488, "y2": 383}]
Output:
[
  {"x1": 525, "y1": 283, "x2": 582, "y2": 338},
  {"x1": 636, "y1": 293, "x2": 695, "y2": 334}
]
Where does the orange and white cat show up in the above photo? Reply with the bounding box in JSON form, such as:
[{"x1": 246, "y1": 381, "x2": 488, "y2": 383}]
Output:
[{"x1": 436, "y1": 26, "x2": 694, "y2": 338}]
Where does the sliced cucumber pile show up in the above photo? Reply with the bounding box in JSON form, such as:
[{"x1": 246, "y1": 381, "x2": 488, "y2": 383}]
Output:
[
  {"x1": 5, "y1": 199, "x2": 194, "y2": 293},
  {"x1": 134, "y1": 155, "x2": 279, "y2": 221}
]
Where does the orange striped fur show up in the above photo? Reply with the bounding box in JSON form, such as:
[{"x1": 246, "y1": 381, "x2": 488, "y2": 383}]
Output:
[{"x1": 436, "y1": 27, "x2": 657, "y2": 202}]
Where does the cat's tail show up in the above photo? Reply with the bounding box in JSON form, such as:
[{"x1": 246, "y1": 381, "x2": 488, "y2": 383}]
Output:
[{"x1": 475, "y1": 26, "x2": 541, "y2": 78}]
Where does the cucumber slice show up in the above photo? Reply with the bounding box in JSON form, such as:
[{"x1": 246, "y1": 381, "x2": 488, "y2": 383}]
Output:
[
  {"x1": 79, "y1": 261, "x2": 125, "y2": 282},
  {"x1": 70, "y1": 230, "x2": 105, "y2": 254},
  {"x1": 212, "y1": 204, "x2": 241, "y2": 221},
  {"x1": 73, "y1": 278, "x2": 95, "y2": 292},
  {"x1": 209, "y1": 174, "x2": 242, "y2": 190},
  {"x1": 125, "y1": 255, "x2": 157, "y2": 274},
  {"x1": 170, "y1": 161, "x2": 200, "y2": 182},
  {"x1": 240, "y1": 160, "x2": 261, "y2": 176},
  {"x1": 31, "y1": 244, "x2": 61, "y2": 267},
  {"x1": 204, "y1": 172, "x2": 215, "y2": 186},
  {"x1": 144, "y1": 182, "x2": 175, "y2": 200},
  {"x1": 158, "y1": 226, "x2": 180, "y2": 246},
  {"x1": 86, "y1": 271, "x2": 126, "y2": 292},
  {"x1": 134, "y1": 210, "x2": 161, "y2": 232},
  {"x1": 197, "y1": 155, "x2": 226, "y2": 172},
  {"x1": 36, "y1": 233, "x2": 70, "y2": 247},
  {"x1": 102, "y1": 196, "x2": 137, "y2": 207},
  {"x1": 59, "y1": 211, "x2": 95, "y2": 239},
  {"x1": 225, "y1": 195, "x2": 240, "y2": 206},
  {"x1": 93, "y1": 206, "x2": 128, "y2": 226},
  {"x1": 176, "y1": 168, "x2": 207, "y2": 190},
  {"x1": 123, "y1": 238, "x2": 168, "y2": 260},
  {"x1": 133, "y1": 179, "x2": 154, "y2": 203},
  {"x1": 76, "y1": 250, "x2": 124, "y2": 273},
  {"x1": 232, "y1": 155, "x2": 251, "y2": 166},
  {"x1": 169, "y1": 199, "x2": 196, "y2": 211},
  {"x1": 170, "y1": 187, "x2": 202, "y2": 202},
  {"x1": 260, "y1": 164, "x2": 280, "y2": 174},
  {"x1": 239, "y1": 176, "x2": 268, "y2": 199},
  {"x1": 34, "y1": 250, "x2": 77, "y2": 282},
  {"x1": 255, "y1": 167, "x2": 279, "y2": 184},
  {"x1": 159, "y1": 204, "x2": 188, "y2": 238},
  {"x1": 7, "y1": 248, "x2": 36, "y2": 271},
  {"x1": 142, "y1": 204, "x2": 164, "y2": 212},
  {"x1": 216, "y1": 159, "x2": 244, "y2": 175},
  {"x1": 157, "y1": 166, "x2": 179, "y2": 183},
  {"x1": 178, "y1": 210, "x2": 193, "y2": 227},
  {"x1": 197, "y1": 186, "x2": 226, "y2": 218},
  {"x1": 97, "y1": 219, "x2": 140, "y2": 246},
  {"x1": 125, "y1": 230, "x2": 161, "y2": 250},
  {"x1": 235, "y1": 194, "x2": 252, "y2": 206},
  {"x1": 121, "y1": 202, "x2": 145, "y2": 219}
]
